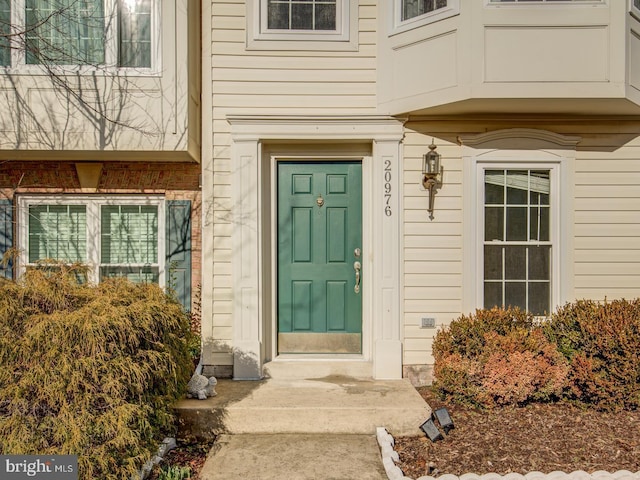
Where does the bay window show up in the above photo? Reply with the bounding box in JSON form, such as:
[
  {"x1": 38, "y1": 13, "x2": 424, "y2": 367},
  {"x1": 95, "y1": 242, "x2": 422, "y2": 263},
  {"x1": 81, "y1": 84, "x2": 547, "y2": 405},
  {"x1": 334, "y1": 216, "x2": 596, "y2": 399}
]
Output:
[
  {"x1": 393, "y1": 0, "x2": 459, "y2": 33},
  {"x1": 25, "y1": 0, "x2": 106, "y2": 65},
  {"x1": 402, "y1": 0, "x2": 449, "y2": 21},
  {"x1": 118, "y1": 0, "x2": 152, "y2": 68},
  {"x1": 2, "y1": 0, "x2": 156, "y2": 69}
]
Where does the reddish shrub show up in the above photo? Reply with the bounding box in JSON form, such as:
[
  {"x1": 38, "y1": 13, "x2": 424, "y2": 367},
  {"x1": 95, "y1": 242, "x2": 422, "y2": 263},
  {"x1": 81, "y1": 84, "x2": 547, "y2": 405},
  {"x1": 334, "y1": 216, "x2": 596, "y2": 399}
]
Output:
[
  {"x1": 433, "y1": 307, "x2": 568, "y2": 407},
  {"x1": 545, "y1": 299, "x2": 640, "y2": 411},
  {"x1": 479, "y1": 330, "x2": 569, "y2": 406}
]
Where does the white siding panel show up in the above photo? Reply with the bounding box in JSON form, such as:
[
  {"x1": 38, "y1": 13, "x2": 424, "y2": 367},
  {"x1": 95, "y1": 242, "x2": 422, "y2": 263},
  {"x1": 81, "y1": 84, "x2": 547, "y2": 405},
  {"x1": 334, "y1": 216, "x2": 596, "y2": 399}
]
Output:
[
  {"x1": 404, "y1": 248, "x2": 461, "y2": 261},
  {"x1": 404, "y1": 351, "x2": 435, "y2": 366},
  {"x1": 575, "y1": 263, "x2": 640, "y2": 276},
  {"x1": 405, "y1": 261, "x2": 461, "y2": 274},
  {"x1": 405, "y1": 300, "x2": 462, "y2": 313},
  {"x1": 575, "y1": 249, "x2": 640, "y2": 263},
  {"x1": 404, "y1": 287, "x2": 462, "y2": 300},
  {"x1": 405, "y1": 235, "x2": 463, "y2": 249}
]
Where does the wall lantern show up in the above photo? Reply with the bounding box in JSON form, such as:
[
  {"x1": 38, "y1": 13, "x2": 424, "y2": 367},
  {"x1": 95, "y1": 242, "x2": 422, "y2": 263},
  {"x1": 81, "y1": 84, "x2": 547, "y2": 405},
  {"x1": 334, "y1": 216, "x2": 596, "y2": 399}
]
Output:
[{"x1": 422, "y1": 140, "x2": 443, "y2": 218}]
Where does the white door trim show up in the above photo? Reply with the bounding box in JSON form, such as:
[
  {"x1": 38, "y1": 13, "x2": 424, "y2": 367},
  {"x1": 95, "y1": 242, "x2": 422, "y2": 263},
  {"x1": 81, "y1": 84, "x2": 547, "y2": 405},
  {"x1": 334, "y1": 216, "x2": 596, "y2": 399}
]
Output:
[{"x1": 228, "y1": 116, "x2": 405, "y2": 380}]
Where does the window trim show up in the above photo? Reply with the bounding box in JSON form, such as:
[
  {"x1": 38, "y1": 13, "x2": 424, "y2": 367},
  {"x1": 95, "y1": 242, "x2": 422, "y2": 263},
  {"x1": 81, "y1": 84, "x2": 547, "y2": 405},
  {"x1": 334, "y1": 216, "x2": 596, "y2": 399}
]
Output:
[
  {"x1": 391, "y1": 0, "x2": 460, "y2": 36},
  {"x1": 477, "y1": 163, "x2": 558, "y2": 316},
  {"x1": 17, "y1": 195, "x2": 166, "y2": 285},
  {"x1": 246, "y1": 0, "x2": 358, "y2": 51},
  {"x1": 2, "y1": 0, "x2": 161, "y2": 75},
  {"x1": 460, "y1": 129, "x2": 578, "y2": 317}
]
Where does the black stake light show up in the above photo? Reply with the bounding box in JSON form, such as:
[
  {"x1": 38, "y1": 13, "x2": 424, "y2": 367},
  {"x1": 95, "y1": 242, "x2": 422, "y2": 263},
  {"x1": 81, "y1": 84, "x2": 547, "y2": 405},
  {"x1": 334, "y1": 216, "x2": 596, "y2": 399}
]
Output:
[
  {"x1": 433, "y1": 407, "x2": 454, "y2": 434},
  {"x1": 419, "y1": 418, "x2": 443, "y2": 442}
]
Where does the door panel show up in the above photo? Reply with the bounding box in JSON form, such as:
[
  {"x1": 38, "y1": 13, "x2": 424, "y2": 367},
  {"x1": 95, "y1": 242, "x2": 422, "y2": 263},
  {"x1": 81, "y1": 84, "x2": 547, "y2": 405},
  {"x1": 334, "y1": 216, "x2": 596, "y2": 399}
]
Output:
[{"x1": 278, "y1": 161, "x2": 362, "y2": 354}]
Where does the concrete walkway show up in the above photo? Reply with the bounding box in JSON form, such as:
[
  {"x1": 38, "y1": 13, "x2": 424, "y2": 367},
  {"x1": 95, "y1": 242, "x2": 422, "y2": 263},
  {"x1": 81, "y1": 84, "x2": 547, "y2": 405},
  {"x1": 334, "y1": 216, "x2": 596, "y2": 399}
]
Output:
[
  {"x1": 174, "y1": 368, "x2": 431, "y2": 479},
  {"x1": 199, "y1": 434, "x2": 388, "y2": 480}
]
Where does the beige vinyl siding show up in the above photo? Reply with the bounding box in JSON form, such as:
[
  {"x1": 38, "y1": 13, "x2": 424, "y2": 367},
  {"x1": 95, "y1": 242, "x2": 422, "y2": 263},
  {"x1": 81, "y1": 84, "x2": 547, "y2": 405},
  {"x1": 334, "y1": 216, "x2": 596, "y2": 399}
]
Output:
[
  {"x1": 206, "y1": 0, "x2": 379, "y2": 358},
  {"x1": 574, "y1": 141, "x2": 640, "y2": 302},
  {"x1": 402, "y1": 129, "x2": 464, "y2": 368}
]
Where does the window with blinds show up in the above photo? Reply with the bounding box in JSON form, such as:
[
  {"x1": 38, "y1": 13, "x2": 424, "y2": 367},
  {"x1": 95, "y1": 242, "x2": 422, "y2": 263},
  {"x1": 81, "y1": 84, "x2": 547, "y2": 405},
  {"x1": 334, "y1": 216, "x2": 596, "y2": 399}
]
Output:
[
  {"x1": 20, "y1": 196, "x2": 164, "y2": 285},
  {"x1": 28, "y1": 204, "x2": 87, "y2": 263},
  {"x1": 100, "y1": 204, "x2": 159, "y2": 283}
]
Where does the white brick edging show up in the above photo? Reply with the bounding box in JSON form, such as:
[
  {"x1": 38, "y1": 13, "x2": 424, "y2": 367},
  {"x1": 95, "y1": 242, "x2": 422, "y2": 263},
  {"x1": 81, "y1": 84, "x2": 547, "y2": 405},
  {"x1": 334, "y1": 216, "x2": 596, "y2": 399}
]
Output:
[{"x1": 376, "y1": 427, "x2": 640, "y2": 480}]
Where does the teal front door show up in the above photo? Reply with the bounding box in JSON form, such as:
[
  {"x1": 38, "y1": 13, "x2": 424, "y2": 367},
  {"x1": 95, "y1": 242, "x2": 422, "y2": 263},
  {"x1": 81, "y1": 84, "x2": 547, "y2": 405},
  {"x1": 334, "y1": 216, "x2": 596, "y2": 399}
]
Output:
[{"x1": 277, "y1": 162, "x2": 363, "y2": 354}]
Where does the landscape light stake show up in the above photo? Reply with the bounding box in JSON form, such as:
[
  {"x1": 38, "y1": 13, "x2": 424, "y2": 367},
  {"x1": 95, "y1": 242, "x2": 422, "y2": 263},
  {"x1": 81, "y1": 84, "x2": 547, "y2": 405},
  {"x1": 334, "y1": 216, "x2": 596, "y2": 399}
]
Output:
[
  {"x1": 420, "y1": 418, "x2": 443, "y2": 442},
  {"x1": 433, "y1": 407, "x2": 454, "y2": 434}
]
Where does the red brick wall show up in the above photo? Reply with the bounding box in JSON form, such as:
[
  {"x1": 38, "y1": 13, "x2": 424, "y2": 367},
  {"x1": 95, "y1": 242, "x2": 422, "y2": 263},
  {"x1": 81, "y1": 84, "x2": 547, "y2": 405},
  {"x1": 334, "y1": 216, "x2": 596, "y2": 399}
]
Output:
[{"x1": 0, "y1": 160, "x2": 202, "y2": 310}]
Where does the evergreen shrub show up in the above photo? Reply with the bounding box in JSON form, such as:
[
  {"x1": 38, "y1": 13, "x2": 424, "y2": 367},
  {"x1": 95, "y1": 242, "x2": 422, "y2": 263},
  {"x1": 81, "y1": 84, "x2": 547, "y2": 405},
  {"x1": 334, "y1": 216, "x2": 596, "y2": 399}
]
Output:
[
  {"x1": 433, "y1": 307, "x2": 568, "y2": 407},
  {"x1": 0, "y1": 264, "x2": 193, "y2": 479},
  {"x1": 544, "y1": 299, "x2": 640, "y2": 411}
]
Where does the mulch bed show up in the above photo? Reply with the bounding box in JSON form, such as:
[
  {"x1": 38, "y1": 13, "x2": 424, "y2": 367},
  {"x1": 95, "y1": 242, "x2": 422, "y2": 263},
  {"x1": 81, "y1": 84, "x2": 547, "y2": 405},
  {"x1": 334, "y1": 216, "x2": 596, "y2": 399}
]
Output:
[
  {"x1": 394, "y1": 387, "x2": 640, "y2": 479},
  {"x1": 147, "y1": 440, "x2": 215, "y2": 480}
]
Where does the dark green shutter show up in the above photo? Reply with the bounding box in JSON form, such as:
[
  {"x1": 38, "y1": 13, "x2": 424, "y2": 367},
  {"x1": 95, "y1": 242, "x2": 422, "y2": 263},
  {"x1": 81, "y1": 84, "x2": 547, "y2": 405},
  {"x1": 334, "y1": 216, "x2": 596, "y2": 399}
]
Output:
[
  {"x1": 0, "y1": 199, "x2": 13, "y2": 279},
  {"x1": 166, "y1": 200, "x2": 192, "y2": 311}
]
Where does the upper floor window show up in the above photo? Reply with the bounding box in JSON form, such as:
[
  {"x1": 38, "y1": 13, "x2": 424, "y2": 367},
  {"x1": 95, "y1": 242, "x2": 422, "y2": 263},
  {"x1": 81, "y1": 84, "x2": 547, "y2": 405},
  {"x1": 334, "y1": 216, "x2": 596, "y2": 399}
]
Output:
[
  {"x1": 25, "y1": 0, "x2": 106, "y2": 65},
  {"x1": 267, "y1": 0, "x2": 336, "y2": 31},
  {"x1": 402, "y1": 0, "x2": 448, "y2": 21},
  {"x1": 0, "y1": 0, "x2": 10, "y2": 66},
  {"x1": 1, "y1": 0, "x2": 156, "y2": 69},
  {"x1": 632, "y1": 0, "x2": 640, "y2": 19},
  {"x1": 118, "y1": 0, "x2": 152, "y2": 67},
  {"x1": 247, "y1": 0, "x2": 356, "y2": 51},
  {"x1": 392, "y1": 0, "x2": 459, "y2": 34}
]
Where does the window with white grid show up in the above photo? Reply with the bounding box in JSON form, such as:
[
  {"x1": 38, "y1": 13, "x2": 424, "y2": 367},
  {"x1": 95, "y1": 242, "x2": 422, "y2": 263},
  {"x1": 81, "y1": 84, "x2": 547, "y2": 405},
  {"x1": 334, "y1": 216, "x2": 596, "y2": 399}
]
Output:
[
  {"x1": 482, "y1": 169, "x2": 553, "y2": 316},
  {"x1": 266, "y1": 0, "x2": 337, "y2": 31},
  {"x1": 19, "y1": 196, "x2": 164, "y2": 285}
]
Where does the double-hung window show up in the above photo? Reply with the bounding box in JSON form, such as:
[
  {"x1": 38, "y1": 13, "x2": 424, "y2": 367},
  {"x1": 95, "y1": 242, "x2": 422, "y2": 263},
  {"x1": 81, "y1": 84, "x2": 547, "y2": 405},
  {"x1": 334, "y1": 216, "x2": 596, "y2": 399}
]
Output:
[
  {"x1": 19, "y1": 196, "x2": 165, "y2": 285},
  {"x1": 482, "y1": 169, "x2": 553, "y2": 316},
  {"x1": 2, "y1": 0, "x2": 155, "y2": 69}
]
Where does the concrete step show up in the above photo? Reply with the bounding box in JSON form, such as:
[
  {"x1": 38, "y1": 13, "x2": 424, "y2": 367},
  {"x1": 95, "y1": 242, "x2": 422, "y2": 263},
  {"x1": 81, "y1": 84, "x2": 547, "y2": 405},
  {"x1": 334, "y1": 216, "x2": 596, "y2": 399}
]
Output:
[
  {"x1": 174, "y1": 377, "x2": 432, "y2": 440},
  {"x1": 262, "y1": 359, "x2": 373, "y2": 380}
]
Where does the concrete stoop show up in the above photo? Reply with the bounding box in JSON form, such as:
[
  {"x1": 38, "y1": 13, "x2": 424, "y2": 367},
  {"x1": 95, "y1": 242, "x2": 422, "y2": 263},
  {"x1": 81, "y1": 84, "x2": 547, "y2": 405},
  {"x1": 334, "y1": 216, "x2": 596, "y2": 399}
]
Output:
[{"x1": 174, "y1": 372, "x2": 432, "y2": 440}]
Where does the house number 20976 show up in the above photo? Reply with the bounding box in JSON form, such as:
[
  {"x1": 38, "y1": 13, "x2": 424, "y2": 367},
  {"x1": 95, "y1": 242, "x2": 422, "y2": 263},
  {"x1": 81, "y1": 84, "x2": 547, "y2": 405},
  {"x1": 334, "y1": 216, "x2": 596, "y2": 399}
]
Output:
[{"x1": 384, "y1": 159, "x2": 392, "y2": 217}]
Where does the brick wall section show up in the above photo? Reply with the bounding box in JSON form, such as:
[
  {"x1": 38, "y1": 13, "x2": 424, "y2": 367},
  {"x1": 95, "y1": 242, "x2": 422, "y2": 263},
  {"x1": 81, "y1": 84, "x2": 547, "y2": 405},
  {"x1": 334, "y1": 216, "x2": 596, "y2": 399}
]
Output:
[{"x1": 0, "y1": 160, "x2": 202, "y2": 310}]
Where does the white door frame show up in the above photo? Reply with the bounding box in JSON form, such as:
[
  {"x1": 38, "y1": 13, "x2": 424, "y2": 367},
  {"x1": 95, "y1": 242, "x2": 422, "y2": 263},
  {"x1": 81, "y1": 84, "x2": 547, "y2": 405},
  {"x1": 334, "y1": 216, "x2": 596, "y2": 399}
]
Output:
[{"x1": 228, "y1": 116, "x2": 405, "y2": 380}]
